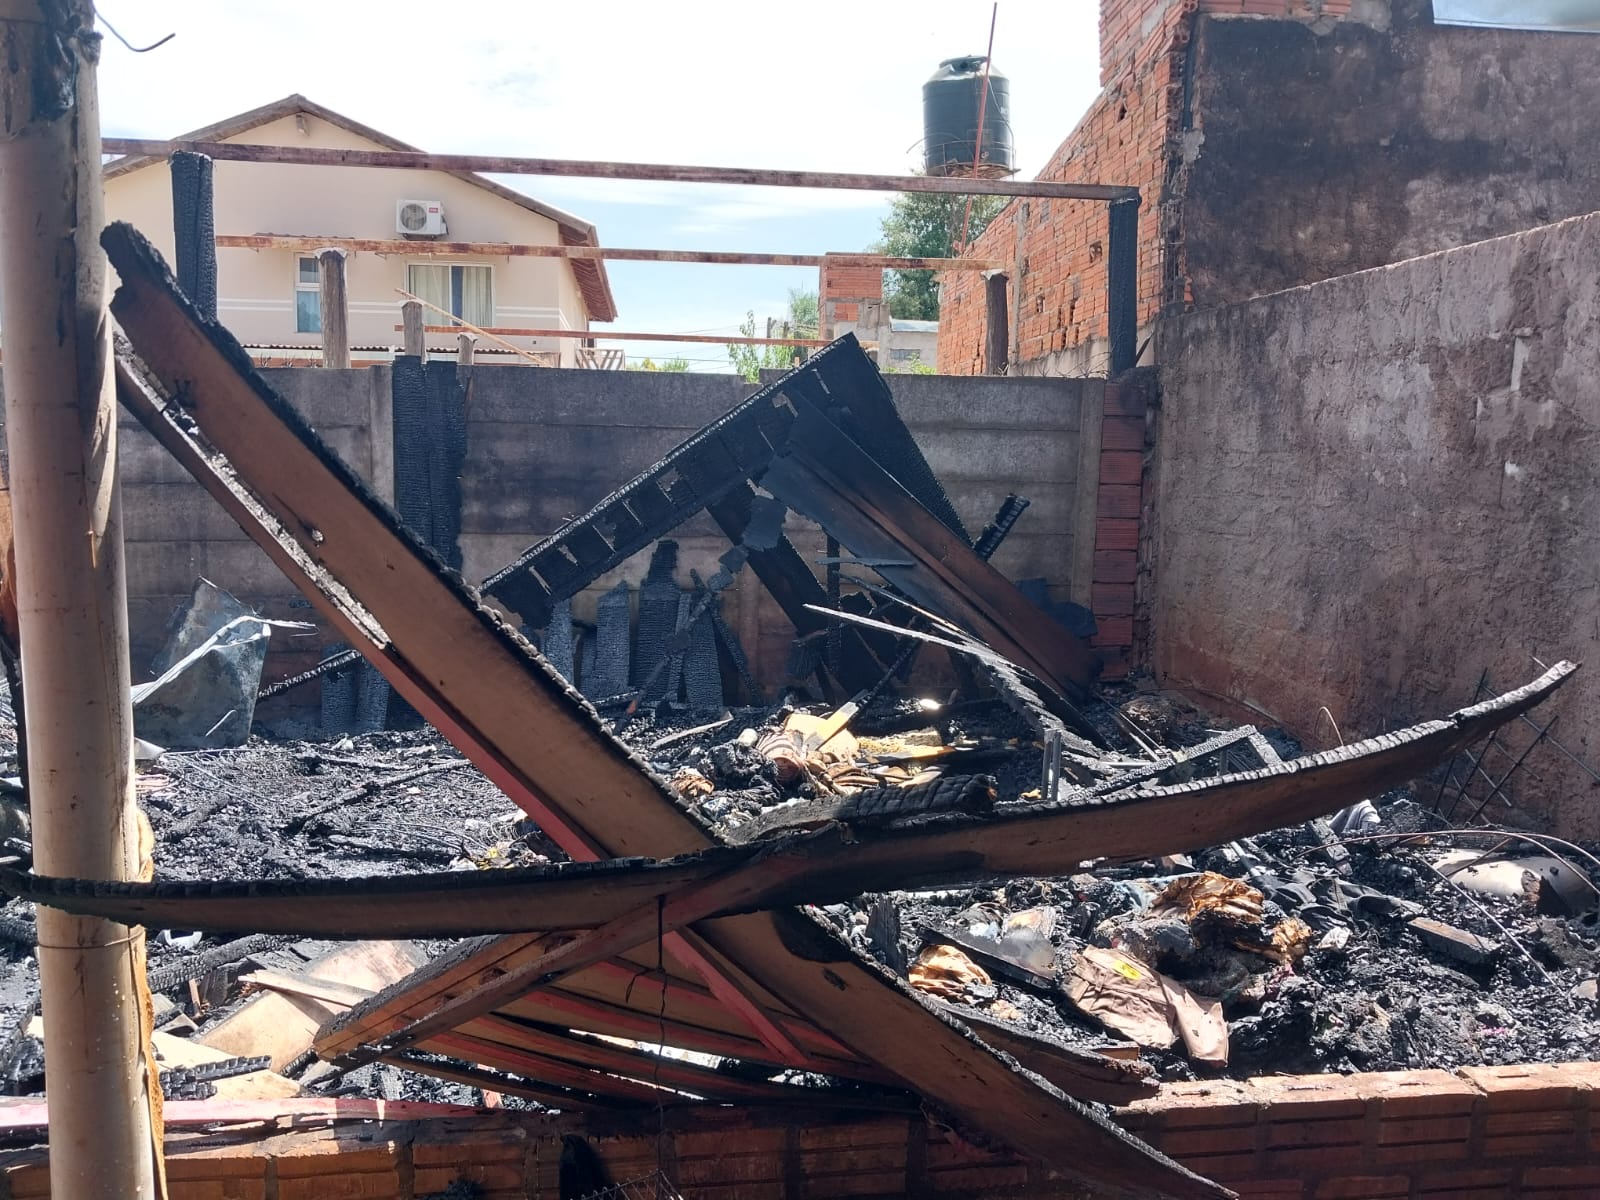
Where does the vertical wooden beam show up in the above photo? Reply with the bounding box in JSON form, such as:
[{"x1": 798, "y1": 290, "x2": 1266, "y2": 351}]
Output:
[
  {"x1": 984, "y1": 272, "x2": 1009, "y2": 376},
  {"x1": 169, "y1": 150, "x2": 217, "y2": 320},
  {"x1": 456, "y1": 332, "x2": 477, "y2": 367},
  {"x1": 401, "y1": 299, "x2": 426, "y2": 360},
  {"x1": 317, "y1": 248, "x2": 349, "y2": 369},
  {"x1": 0, "y1": 4, "x2": 160, "y2": 1197}
]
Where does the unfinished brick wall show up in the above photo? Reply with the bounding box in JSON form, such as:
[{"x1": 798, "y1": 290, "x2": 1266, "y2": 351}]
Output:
[
  {"x1": 939, "y1": 0, "x2": 1359, "y2": 378},
  {"x1": 937, "y1": 0, "x2": 1189, "y2": 377},
  {"x1": 1089, "y1": 370, "x2": 1155, "y2": 678},
  {"x1": 819, "y1": 256, "x2": 884, "y2": 337},
  {"x1": 8, "y1": 1067, "x2": 1600, "y2": 1198}
]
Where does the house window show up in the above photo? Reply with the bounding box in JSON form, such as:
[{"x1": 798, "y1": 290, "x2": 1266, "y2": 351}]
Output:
[
  {"x1": 295, "y1": 256, "x2": 321, "y2": 334},
  {"x1": 407, "y1": 264, "x2": 493, "y2": 328}
]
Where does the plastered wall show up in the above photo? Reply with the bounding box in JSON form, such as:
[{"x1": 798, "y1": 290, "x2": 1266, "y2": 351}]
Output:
[{"x1": 1153, "y1": 209, "x2": 1600, "y2": 837}]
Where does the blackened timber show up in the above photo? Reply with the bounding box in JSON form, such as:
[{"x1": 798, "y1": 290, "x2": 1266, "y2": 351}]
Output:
[
  {"x1": 481, "y1": 333, "x2": 962, "y2": 633},
  {"x1": 53, "y1": 664, "x2": 1573, "y2": 945},
  {"x1": 763, "y1": 400, "x2": 1099, "y2": 702},
  {"x1": 102, "y1": 222, "x2": 1227, "y2": 1200},
  {"x1": 705, "y1": 484, "x2": 883, "y2": 692},
  {"x1": 940, "y1": 1003, "x2": 1158, "y2": 1105}
]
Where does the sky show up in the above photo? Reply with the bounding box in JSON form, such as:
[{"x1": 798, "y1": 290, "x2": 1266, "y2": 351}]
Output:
[{"x1": 95, "y1": 1, "x2": 1103, "y2": 370}]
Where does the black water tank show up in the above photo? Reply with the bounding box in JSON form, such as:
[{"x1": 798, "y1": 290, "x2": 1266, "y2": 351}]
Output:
[{"x1": 923, "y1": 56, "x2": 1014, "y2": 177}]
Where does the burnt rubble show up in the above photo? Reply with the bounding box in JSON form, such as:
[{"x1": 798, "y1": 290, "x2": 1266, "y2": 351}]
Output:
[
  {"x1": 0, "y1": 223, "x2": 1579, "y2": 1200},
  {"x1": 3, "y1": 680, "x2": 1596, "y2": 1110}
]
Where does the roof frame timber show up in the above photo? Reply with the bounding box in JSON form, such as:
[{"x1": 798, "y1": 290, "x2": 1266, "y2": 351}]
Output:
[{"x1": 101, "y1": 219, "x2": 1225, "y2": 1200}]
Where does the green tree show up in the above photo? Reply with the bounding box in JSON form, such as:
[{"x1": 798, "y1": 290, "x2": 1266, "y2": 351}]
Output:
[
  {"x1": 727, "y1": 288, "x2": 818, "y2": 382},
  {"x1": 874, "y1": 190, "x2": 1008, "y2": 320},
  {"x1": 638, "y1": 356, "x2": 690, "y2": 372}
]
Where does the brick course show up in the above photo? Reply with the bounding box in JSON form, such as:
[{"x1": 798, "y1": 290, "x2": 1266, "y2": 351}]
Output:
[{"x1": 8, "y1": 1064, "x2": 1600, "y2": 1198}]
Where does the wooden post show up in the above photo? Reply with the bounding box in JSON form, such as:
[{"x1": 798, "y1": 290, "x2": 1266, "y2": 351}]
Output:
[
  {"x1": 984, "y1": 272, "x2": 1009, "y2": 376},
  {"x1": 456, "y1": 332, "x2": 477, "y2": 367},
  {"x1": 317, "y1": 248, "x2": 349, "y2": 369},
  {"x1": 0, "y1": 4, "x2": 161, "y2": 1197},
  {"x1": 401, "y1": 299, "x2": 426, "y2": 360}
]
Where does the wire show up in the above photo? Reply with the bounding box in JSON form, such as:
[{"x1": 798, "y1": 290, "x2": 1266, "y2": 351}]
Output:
[{"x1": 94, "y1": 6, "x2": 175, "y2": 53}]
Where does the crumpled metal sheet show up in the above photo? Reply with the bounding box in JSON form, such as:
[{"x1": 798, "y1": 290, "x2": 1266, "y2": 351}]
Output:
[{"x1": 133, "y1": 579, "x2": 311, "y2": 750}]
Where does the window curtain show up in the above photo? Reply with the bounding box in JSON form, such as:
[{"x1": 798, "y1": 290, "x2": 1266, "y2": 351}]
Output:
[
  {"x1": 407, "y1": 264, "x2": 453, "y2": 324},
  {"x1": 459, "y1": 266, "x2": 493, "y2": 327}
]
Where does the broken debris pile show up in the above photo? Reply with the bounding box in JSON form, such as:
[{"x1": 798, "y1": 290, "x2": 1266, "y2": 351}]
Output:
[
  {"x1": 624, "y1": 683, "x2": 1600, "y2": 1082},
  {"x1": 10, "y1": 228, "x2": 1581, "y2": 1200}
]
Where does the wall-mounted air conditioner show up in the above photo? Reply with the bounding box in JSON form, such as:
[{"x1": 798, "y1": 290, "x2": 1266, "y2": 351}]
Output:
[{"x1": 396, "y1": 200, "x2": 447, "y2": 237}]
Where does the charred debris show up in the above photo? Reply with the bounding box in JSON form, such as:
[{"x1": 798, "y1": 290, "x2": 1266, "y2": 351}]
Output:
[{"x1": 0, "y1": 224, "x2": 1585, "y2": 1199}]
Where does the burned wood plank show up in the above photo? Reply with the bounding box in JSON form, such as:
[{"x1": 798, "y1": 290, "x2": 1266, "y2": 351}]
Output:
[
  {"x1": 108, "y1": 232, "x2": 817, "y2": 1069},
  {"x1": 17, "y1": 656, "x2": 1568, "y2": 939},
  {"x1": 761, "y1": 400, "x2": 1099, "y2": 703},
  {"x1": 939, "y1": 1002, "x2": 1159, "y2": 1105},
  {"x1": 101, "y1": 221, "x2": 1231, "y2": 1200},
  {"x1": 705, "y1": 484, "x2": 884, "y2": 691}
]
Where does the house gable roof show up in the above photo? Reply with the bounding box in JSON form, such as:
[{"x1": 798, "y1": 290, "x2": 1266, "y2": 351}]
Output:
[{"x1": 104, "y1": 94, "x2": 618, "y2": 322}]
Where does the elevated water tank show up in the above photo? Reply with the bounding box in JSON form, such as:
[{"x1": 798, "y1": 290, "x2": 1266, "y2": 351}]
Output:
[{"x1": 923, "y1": 56, "x2": 1014, "y2": 177}]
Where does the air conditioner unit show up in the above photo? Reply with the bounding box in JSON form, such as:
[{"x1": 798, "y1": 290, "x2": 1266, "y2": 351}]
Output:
[{"x1": 396, "y1": 199, "x2": 447, "y2": 237}]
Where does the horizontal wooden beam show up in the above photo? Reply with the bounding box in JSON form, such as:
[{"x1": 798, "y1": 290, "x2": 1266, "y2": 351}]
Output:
[
  {"x1": 216, "y1": 233, "x2": 1003, "y2": 272},
  {"x1": 397, "y1": 323, "x2": 828, "y2": 348},
  {"x1": 102, "y1": 139, "x2": 1139, "y2": 202}
]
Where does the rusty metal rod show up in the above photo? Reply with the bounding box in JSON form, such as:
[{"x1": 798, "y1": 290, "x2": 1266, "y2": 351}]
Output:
[
  {"x1": 397, "y1": 323, "x2": 828, "y2": 348},
  {"x1": 217, "y1": 234, "x2": 1003, "y2": 271},
  {"x1": 102, "y1": 139, "x2": 1139, "y2": 201}
]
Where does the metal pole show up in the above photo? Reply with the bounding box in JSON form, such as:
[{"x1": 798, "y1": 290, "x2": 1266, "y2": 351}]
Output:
[
  {"x1": 101, "y1": 138, "x2": 1141, "y2": 202},
  {"x1": 1107, "y1": 197, "x2": 1140, "y2": 374},
  {"x1": 0, "y1": 3, "x2": 161, "y2": 1196}
]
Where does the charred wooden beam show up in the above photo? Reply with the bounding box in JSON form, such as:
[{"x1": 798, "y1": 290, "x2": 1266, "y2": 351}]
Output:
[
  {"x1": 763, "y1": 400, "x2": 1100, "y2": 705},
  {"x1": 13, "y1": 666, "x2": 1571, "y2": 937},
  {"x1": 99, "y1": 221, "x2": 1228, "y2": 1200}
]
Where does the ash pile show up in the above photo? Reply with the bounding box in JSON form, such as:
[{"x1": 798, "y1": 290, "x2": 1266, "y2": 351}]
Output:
[
  {"x1": 628, "y1": 685, "x2": 1600, "y2": 1082},
  {"x1": 0, "y1": 721, "x2": 552, "y2": 1109}
]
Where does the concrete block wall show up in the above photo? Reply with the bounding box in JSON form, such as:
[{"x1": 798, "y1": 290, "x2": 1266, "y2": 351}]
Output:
[
  {"x1": 9, "y1": 1066, "x2": 1600, "y2": 1197},
  {"x1": 86, "y1": 364, "x2": 1098, "y2": 717},
  {"x1": 1153, "y1": 208, "x2": 1600, "y2": 838},
  {"x1": 454, "y1": 367, "x2": 1101, "y2": 695}
]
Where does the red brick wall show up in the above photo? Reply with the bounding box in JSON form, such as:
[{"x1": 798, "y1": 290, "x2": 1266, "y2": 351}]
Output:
[
  {"x1": 1089, "y1": 370, "x2": 1155, "y2": 678},
  {"x1": 10, "y1": 1066, "x2": 1600, "y2": 1198},
  {"x1": 819, "y1": 256, "x2": 884, "y2": 334},
  {"x1": 939, "y1": 0, "x2": 1357, "y2": 378},
  {"x1": 937, "y1": 0, "x2": 1188, "y2": 376}
]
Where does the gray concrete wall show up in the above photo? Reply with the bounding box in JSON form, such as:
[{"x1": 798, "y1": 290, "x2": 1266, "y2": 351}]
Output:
[
  {"x1": 76, "y1": 364, "x2": 1093, "y2": 717},
  {"x1": 1153, "y1": 209, "x2": 1600, "y2": 837},
  {"x1": 1183, "y1": 1, "x2": 1600, "y2": 309},
  {"x1": 457, "y1": 367, "x2": 1098, "y2": 693}
]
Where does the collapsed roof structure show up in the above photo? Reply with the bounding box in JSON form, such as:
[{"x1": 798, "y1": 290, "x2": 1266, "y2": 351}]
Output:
[{"x1": 0, "y1": 222, "x2": 1570, "y2": 1199}]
